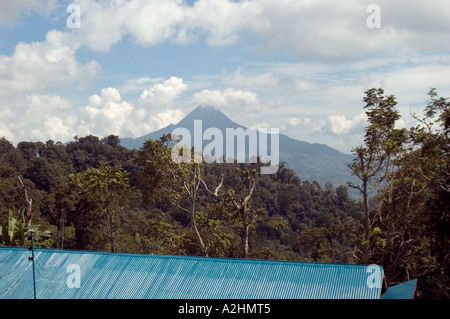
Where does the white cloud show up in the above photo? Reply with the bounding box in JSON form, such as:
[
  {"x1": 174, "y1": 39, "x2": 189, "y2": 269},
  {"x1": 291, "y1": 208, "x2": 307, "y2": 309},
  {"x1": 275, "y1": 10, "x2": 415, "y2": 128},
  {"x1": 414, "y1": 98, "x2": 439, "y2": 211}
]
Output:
[
  {"x1": 184, "y1": 0, "x2": 264, "y2": 46},
  {"x1": 252, "y1": 0, "x2": 450, "y2": 60},
  {"x1": 281, "y1": 112, "x2": 368, "y2": 153},
  {"x1": 192, "y1": 88, "x2": 261, "y2": 111},
  {"x1": 82, "y1": 88, "x2": 135, "y2": 136},
  {"x1": 0, "y1": 93, "x2": 76, "y2": 143},
  {"x1": 124, "y1": 0, "x2": 186, "y2": 47},
  {"x1": 139, "y1": 76, "x2": 187, "y2": 107},
  {"x1": 288, "y1": 117, "x2": 311, "y2": 127},
  {"x1": 147, "y1": 109, "x2": 184, "y2": 133},
  {"x1": 38, "y1": 115, "x2": 78, "y2": 142},
  {"x1": 122, "y1": 107, "x2": 184, "y2": 138},
  {"x1": 25, "y1": 94, "x2": 71, "y2": 119},
  {"x1": 63, "y1": 0, "x2": 450, "y2": 60},
  {"x1": 320, "y1": 113, "x2": 367, "y2": 135},
  {"x1": 0, "y1": 125, "x2": 14, "y2": 141},
  {"x1": 81, "y1": 85, "x2": 185, "y2": 139},
  {"x1": 0, "y1": 30, "x2": 100, "y2": 97}
]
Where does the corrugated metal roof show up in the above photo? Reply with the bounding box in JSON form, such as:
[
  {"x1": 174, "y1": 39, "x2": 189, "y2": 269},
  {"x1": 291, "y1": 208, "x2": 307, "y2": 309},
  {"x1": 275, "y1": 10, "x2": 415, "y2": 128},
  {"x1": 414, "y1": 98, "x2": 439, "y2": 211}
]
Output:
[
  {"x1": 0, "y1": 247, "x2": 383, "y2": 299},
  {"x1": 382, "y1": 279, "x2": 417, "y2": 299}
]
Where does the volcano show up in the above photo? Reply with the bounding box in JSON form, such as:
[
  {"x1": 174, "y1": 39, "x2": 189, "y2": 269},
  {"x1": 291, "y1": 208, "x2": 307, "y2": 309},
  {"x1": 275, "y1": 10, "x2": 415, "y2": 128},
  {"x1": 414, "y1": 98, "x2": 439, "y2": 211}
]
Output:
[{"x1": 120, "y1": 106, "x2": 356, "y2": 187}]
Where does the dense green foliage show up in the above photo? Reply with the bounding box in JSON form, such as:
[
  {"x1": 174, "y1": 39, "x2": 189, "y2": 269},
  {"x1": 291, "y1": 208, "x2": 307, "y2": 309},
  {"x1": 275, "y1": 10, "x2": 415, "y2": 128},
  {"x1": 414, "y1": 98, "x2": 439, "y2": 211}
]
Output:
[
  {"x1": 0, "y1": 134, "x2": 361, "y2": 262},
  {"x1": 1, "y1": 88, "x2": 449, "y2": 298}
]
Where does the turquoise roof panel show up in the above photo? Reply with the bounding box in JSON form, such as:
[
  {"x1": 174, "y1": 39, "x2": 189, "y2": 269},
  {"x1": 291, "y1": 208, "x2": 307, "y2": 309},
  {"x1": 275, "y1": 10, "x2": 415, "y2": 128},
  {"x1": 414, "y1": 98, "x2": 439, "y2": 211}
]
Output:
[
  {"x1": 0, "y1": 247, "x2": 383, "y2": 299},
  {"x1": 382, "y1": 279, "x2": 417, "y2": 299}
]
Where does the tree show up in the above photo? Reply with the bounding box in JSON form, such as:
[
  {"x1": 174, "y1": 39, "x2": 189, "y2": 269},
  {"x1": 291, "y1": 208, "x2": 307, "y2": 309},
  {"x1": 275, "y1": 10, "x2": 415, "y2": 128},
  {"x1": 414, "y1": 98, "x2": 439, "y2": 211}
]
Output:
[
  {"x1": 136, "y1": 136, "x2": 206, "y2": 255},
  {"x1": 363, "y1": 88, "x2": 449, "y2": 298},
  {"x1": 134, "y1": 135, "x2": 188, "y2": 205},
  {"x1": 347, "y1": 88, "x2": 407, "y2": 263},
  {"x1": 223, "y1": 167, "x2": 263, "y2": 258},
  {"x1": 400, "y1": 88, "x2": 449, "y2": 298},
  {"x1": 373, "y1": 149, "x2": 433, "y2": 288},
  {"x1": 70, "y1": 161, "x2": 131, "y2": 253}
]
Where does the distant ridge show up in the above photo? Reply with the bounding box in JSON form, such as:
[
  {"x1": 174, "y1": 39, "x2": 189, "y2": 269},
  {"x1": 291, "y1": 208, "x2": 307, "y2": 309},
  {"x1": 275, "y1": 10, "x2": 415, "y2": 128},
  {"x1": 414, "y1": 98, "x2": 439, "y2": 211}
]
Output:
[{"x1": 120, "y1": 106, "x2": 356, "y2": 187}]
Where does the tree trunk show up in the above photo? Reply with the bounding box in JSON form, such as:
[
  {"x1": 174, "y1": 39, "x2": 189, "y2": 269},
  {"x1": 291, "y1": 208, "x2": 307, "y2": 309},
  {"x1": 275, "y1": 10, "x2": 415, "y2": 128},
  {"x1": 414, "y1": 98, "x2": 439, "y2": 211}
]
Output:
[
  {"x1": 191, "y1": 163, "x2": 208, "y2": 256},
  {"x1": 107, "y1": 208, "x2": 116, "y2": 253},
  {"x1": 242, "y1": 207, "x2": 249, "y2": 258},
  {"x1": 363, "y1": 176, "x2": 370, "y2": 263},
  {"x1": 329, "y1": 235, "x2": 335, "y2": 263}
]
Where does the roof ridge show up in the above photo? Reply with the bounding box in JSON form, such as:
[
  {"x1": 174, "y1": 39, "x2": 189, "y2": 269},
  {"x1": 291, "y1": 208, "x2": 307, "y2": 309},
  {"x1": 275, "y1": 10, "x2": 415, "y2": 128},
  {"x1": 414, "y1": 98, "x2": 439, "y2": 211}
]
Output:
[{"x1": 0, "y1": 246, "x2": 378, "y2": 268}]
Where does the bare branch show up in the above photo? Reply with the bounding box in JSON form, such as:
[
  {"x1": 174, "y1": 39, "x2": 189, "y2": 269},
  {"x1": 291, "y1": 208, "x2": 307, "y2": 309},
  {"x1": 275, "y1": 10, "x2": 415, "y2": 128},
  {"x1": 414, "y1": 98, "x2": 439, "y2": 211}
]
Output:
[
  {"x1": 196, "y1": 173, "x2": 225, "y2": 197},
  {"x1": 214, "y1": 174, "x2": 225, "y2": 196},
  {"x1": 17, "y1": 176, "x2": 32, "y2": 227},
  {"x1": 242, "y1": 178, "x2": 256, "y2": 207},
  {"x1": 171, "y1": 200, "x2": 191, "y2": 214}
]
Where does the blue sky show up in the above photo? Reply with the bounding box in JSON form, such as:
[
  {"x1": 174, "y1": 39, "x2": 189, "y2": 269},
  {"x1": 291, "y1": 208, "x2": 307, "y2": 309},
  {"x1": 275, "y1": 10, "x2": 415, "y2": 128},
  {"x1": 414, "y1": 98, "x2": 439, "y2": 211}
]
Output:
[{"x1": 0, "y1": 0, "x2": 449, "y2": 154}]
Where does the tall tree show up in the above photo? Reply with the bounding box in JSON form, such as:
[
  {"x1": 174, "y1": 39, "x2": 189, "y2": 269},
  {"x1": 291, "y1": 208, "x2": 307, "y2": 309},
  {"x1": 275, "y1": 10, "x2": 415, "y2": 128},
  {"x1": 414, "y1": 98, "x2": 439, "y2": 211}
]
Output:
[
  {"x1": 365, "y1": 88, "x2": 449, "y2": 298},
  {"x1": 224, "y1": 167, "x2": 263, "y2": 258},
  {"x1": 70, "y1": 161, "x2": 131, "y2": 253},
  {"x1": 347, "y1": 88, "x2": 407, "y2": 263},
  {"x1": 405, "y1": 88, "x2": 449, "y2": 297},
  {"x1": 135, "y1": 136, "x2": 215, "y2": 256}
]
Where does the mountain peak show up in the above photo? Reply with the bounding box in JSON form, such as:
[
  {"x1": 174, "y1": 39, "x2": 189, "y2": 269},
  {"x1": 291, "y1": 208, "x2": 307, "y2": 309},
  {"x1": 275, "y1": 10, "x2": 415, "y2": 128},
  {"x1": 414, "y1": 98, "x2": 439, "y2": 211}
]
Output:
[
  {"x1": 181, "y1": 105, "x2": 223, "y2": 120},
  {"x1": 192, "y1": 105, "x2": 219, "y2": 112},
  {"x1": 177, "y1": 105, "x2": 243, "y2": 129}
]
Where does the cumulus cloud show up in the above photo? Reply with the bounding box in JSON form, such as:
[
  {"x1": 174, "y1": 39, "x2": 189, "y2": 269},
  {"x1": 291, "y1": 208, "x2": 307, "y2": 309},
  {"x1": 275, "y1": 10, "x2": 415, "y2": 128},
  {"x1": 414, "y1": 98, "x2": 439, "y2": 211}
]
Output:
[
  {"x1": 317, "y1": 113, "x2": 367, "y2": 135},
  {"x1": 288, "y1": 117, "x2": 311, "y2": 127},
  {"x1": 0, "y1": 125, "x2": 14, "y2": 141},
  {"x1": 38, "y1": 115, "x2": 78, "y2": 142},
  {"x1": 82, "y1": 88, "x2": 135, "y2": 136},
  {"x1": 120, "y1": 106, "x2": 184, "y2": 138},
  {"x1": 139, "y1": 76, "x2": 187, "y2": 107},
  {"x1": 147, "y1": 109, "x2": 184, "y2": 133},
  {"x1": 25, "y1": 94, "x2": 71, "y2": 119},
  {"x1": 0, "y1": 30, "x2": 99, "y2": 97},
  {"x1": 0, "y1": 93, "x2": 76, "y2": 143},
  {"x1": 0, "y1": 73, "x2": 188, "y2": 145},
  {"x1": 71, "y1": 0, "x2": 257, "y2": 50},
  {"x1": 286, "y1": 112, "x2": 367, "y2": 136},
  {"x1": 81, "y1": 85, "x2": 185, "y2": 139},
  {"x1": 192, "y1": 88, "x2": 261, "y2": 111}
]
